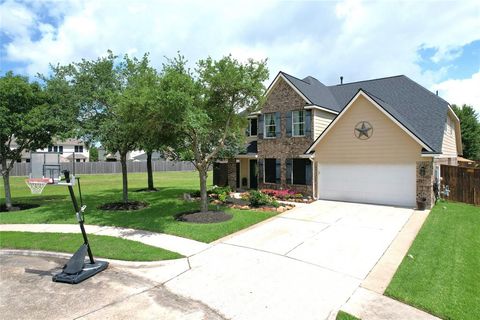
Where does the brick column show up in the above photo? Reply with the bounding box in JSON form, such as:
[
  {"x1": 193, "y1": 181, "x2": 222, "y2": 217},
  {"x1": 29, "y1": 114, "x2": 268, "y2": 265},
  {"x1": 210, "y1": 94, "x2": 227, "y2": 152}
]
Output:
[{"x1": 227, "y1": 158, "x2": 237, "y2": 191}]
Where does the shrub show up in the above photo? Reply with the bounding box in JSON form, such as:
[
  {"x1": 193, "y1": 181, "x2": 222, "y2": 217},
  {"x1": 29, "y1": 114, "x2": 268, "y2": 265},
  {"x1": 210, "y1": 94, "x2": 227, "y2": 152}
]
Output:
[
  {"x1": 260, "y1": 189, "x2": 297, "y2": 200},
  {"x1": 248, "y1": 190, "x2": 279, "y2": 207},
  {"x1": 209, "y1": 186, "x2": 232, "y2": 195}
]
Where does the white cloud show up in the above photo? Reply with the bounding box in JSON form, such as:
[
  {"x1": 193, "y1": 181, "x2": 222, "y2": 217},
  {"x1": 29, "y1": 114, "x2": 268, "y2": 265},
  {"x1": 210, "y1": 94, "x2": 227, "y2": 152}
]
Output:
[
  {"x1": 1, "y1": 0, "x2": 479, "y2": 93},
  {"x1": 0, "y1": 0, "x2": 37, "y2": 38},
  {"x1": 433, "y1": 70, "x2": 480, "y2": 114}
]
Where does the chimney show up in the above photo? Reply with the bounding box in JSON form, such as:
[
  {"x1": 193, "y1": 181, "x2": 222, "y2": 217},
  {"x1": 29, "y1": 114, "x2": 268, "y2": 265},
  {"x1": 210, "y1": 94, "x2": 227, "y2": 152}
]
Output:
[
  {"x1": 436, "y1": 90, "x2": 438, "y2": 96},
  {"x1": 340, "y1": 76, "x2": 343, "y2": 85}
]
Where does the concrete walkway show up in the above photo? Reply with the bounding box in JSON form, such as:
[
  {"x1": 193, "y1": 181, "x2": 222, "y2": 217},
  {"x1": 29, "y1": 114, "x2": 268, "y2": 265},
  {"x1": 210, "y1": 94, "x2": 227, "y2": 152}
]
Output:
[{"x1": 0, "y1": 224, "x2": 209, "y2": 257}]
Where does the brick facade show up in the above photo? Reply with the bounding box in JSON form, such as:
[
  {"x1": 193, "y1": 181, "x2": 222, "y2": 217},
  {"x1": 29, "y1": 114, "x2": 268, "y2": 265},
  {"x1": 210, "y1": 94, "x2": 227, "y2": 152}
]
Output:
[{"x1": 257, "y1": 78, "x2": 314, "y2": 195}]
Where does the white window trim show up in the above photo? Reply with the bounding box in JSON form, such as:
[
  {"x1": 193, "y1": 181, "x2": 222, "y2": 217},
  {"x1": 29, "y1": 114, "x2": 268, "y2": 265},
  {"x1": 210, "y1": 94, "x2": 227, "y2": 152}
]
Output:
[
  {"x1": 264, "y1": 113, "x2": 277, "y2": 139},
  {"x1": 292, "y1": 110, "x2": 305, "y2": 137}
]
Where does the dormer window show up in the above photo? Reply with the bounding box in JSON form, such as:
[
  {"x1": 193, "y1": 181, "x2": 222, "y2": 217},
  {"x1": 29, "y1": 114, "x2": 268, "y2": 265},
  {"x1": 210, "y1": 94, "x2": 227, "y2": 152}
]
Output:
[{"x1": 292, "y1": 110, "x2": 305, "y2": 136}]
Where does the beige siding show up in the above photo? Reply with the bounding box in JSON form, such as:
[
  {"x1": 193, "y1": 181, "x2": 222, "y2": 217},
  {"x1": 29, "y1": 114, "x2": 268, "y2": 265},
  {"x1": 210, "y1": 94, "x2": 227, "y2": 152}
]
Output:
[
  {"x1": 314, "y1": 95, "x2": 424, "y2": 164},
  {"x1": 441, "y1": 113, "x2": 458, "y2": 156},
  {"x1": 313, "y1": 109, "x2": 336, "y2": 139}
]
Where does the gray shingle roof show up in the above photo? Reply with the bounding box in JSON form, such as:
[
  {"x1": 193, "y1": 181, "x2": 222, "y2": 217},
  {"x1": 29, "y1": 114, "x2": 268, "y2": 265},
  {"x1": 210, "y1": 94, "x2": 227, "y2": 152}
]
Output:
[
  {"x1": 280, "y1": 72, "x2": 449, "y2": 153},
  {"x1": 281, "y1": 72, "x2": 341, "y2": 112}
]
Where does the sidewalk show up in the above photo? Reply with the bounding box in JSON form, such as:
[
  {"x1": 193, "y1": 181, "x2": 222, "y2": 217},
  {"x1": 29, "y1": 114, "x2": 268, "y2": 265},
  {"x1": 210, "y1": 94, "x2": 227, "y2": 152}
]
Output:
[{"x1": 0, "y1": 224, "x2": 210, "y2": 257}]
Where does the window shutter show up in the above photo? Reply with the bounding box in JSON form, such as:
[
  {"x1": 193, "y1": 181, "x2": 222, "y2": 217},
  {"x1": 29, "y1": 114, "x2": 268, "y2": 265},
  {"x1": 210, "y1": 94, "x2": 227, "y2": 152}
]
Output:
[
  {"x1": 305, "y1": 160, "x2": 312, "y2": 185},
  {"x1": 286, "y1": 159, "x2": 292, "y2": 184},
  {"x1": 258, "y1": 159, "x2": 264, "y2": 182},
  {"x1": 275, "y1": 112, "x2": 281, "y2": 138},
  {"x1": 286, "y1": 111, "x2": 292, "y2": 137},
  {"x1": 305, "y1": 110, "x2": 312, "y2": 138},
  {"x1": 275, "y1": 159, "x2": 281, "y2": 184},
  {"x1": 258, "y1": 114, "x2": 264, "y2": 139}
]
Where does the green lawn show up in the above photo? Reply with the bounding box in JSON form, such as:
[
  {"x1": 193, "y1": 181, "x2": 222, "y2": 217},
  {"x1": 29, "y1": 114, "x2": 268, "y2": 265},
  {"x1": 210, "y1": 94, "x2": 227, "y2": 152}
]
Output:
[
  {"x1": 0, "y1": 231, "x2": 182, "y2": 261},
  {"x1": 0, "y1": 171, "x2": 276, "y2": 243},
  {"x1": 385, "y1": 201, "x2": 480, "y2": 320}
]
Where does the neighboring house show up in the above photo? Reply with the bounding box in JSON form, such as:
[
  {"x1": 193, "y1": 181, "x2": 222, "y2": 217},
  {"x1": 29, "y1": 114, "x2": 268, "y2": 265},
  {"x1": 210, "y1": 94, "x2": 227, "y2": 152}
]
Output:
[
  {"x1": 14, "y1": 138, "x2": 90, "y2": 163},
  {"x1": 214, "y1": 72, "x2": 462, "y2": 209},
  {"x1": 97, "y1": 148, "x2": 163, "y2": 162}
]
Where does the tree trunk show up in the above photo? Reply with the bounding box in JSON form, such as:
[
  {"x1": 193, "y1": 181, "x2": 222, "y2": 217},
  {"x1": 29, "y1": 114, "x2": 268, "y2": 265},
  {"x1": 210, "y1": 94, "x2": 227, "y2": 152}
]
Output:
[
  {"x1": 120, "y1": 151, "x2": 128, "y2": 203},
  {"x1": 199, "y1": 167, "x2": 208, "y2": 213},
  {"x1": 146, "y1": 151, "x2": 155, "y2": 190},
  {"x1": 1, "y1": 158, "x2": 13, "y2": 210}
]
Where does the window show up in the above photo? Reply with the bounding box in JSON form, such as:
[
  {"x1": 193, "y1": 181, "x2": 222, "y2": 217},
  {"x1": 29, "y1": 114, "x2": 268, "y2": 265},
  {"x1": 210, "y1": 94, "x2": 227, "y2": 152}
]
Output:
[
  {"x1": 286, "y1": 158, "x2": 312, "y2": 185},
  {"x1": 292, "y1": 110, "x2": 305, "y2": 136},
  {"x1": 74, "y1": 146, "x2": 84, "y2": 153},
  {"x1": 53, "y1": 146, "x2": 58, "y2": 152},
  {"x1": 247, "y1": 118, "x2": 258, "y2": 137},
  {"x1": 76, "y1": 159, "x2": 81, "y2": 163},
  {"x1": 264, "y1": 158, "x2": 278, "y2": 183},
  {"x1": 264, "y1": 113, "x2": 276, "y2": 138},
  {"x1": 59, "y1": 146, "x2": 63, "y2": 154},
  {"x1": 48, "y1": 146, "x2": 53, "y2": 152},
  {"x1": 26, "y1": 158, "x2": 30, "y2": 163}
]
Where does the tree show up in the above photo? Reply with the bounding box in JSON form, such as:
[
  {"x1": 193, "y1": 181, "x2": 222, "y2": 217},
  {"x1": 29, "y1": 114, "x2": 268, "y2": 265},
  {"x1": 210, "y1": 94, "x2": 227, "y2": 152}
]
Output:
[
  {"x1": 164, "y1": 55, "x2": 268, "y2": 212},
  {"x1": 0, "y1": 72, "x2": 71, "y2": 210},
  {"x1": 452, "y1": 104, "x2": 480, "y2": 160},
  {"x1": 89, "y1": 146, "x2": 99, "y2": 162},
  {"x1": 50, "y1": 51, "x2": 157, "y2": 204}
]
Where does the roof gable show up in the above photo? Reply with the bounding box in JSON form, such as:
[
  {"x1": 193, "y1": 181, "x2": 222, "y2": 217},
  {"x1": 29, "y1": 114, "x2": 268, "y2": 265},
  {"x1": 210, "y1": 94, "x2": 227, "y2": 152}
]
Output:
[{"x1": 306, "y1": 90, "x2": 433, "y2": 153}]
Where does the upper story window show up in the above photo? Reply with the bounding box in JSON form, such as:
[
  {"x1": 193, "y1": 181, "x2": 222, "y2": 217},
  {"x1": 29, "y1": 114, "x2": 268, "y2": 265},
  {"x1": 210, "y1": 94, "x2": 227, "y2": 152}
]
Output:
[
  {"x1": 445, "y1": 117, "x2": 453, "y2": 136},
  {"x1": 246, "y1": 118, "x2": 257, "y2": 137},
  {"x1": 292, "y1": 110, "x2": 305, "y2": 136},
  {"x1": 74, "y1": 145, "x2": 84, "y2": 153},
  {"x1": 264, "y1": 113, "x2": 277, "y2": 138}
]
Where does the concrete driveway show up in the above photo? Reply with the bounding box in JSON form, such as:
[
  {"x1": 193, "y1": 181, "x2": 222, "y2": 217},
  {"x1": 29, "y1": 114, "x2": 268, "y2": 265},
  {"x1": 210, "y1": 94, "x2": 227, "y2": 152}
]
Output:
[{"x1": 166, "y1": 200, "x2": 414, "y2": 320}]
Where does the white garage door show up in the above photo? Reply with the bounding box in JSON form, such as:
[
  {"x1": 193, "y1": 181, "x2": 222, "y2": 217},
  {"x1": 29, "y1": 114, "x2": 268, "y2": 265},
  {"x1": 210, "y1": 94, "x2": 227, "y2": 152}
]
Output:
[{"x1": 317, "y1": 164, "x2": 416, "y2": 207}]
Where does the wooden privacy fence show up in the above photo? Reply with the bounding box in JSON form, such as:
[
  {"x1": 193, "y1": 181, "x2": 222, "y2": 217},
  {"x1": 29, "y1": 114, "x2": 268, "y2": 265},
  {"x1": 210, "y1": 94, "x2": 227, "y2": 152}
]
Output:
[
  {"x1": 6, "y1": 160, "x2": 196, "y2": 177},
  {"x1": 441, "y1": 165, "x2": 480, "y2": 206}
]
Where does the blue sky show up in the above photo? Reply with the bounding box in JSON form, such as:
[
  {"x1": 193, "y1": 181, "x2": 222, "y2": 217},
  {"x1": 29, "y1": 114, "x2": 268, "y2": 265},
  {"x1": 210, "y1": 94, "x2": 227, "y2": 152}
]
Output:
[{"x1": 1, "y1": 0, "x2": 479, "y2": 112}]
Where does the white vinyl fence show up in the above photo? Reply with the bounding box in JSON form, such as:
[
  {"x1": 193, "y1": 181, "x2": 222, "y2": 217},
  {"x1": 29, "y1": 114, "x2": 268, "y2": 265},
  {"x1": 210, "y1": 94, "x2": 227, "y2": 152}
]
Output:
[{"x1": 6, "y1": 160, "x2": 196, "y2": 177}]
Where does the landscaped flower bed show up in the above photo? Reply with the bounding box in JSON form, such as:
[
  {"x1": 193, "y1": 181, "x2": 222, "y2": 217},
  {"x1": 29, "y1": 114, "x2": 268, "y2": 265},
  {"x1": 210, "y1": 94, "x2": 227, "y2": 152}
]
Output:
[
  {"x1": 260, "y1": 189, "x2": 314, "y2": 203},
  {"x1": 188, "y1": 187, "x2": 296, "y2": 213}
]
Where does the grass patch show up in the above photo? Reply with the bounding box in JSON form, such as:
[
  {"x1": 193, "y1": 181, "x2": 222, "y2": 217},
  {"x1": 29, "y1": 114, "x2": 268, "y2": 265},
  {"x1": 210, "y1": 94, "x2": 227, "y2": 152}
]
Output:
[
  {"x1": 0, "y1": 231, "x2": 183, "y2": 261},
  {"x1": 336, "y1": 310, "x2": 360, "y2": 320},
  {"x1": 0, "y1": 171, "x2": 277, "y2": 243},
  {"x1": 385, "y1": 201, "x2": 480, "y2": 320}
]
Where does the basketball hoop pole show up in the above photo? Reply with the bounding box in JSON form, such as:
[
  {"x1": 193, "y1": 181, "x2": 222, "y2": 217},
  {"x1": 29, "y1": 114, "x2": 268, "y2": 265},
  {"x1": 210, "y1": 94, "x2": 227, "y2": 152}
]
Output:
[{"x1": 63, "y1": 170, "x2": 94, "y2": 264}]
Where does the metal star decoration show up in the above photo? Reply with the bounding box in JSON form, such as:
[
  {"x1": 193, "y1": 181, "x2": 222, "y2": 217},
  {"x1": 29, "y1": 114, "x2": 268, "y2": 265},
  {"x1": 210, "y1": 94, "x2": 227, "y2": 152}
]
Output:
[{"x1": 354, "y1": 121, "x2": 373, "y2": 140}]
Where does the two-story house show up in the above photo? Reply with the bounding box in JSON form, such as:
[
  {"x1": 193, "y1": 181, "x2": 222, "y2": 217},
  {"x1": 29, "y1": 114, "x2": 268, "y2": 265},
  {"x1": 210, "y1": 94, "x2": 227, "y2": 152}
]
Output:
[
  {"x1": 14, "y1": 138, "x2": 90, "y2": 163},
  {"x1": 214, "y1": 71, "x2": 462, "y2": 209}
]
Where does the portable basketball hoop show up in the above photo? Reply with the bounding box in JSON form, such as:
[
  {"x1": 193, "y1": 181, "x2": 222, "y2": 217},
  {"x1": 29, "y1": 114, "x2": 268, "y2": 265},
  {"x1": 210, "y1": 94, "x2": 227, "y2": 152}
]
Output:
[
  {"x1": 26, "y1": 152, "x2": 62, "y2": 194},
  {"x1": 25, "y1": 178, "x2": 52, "y2": 194}
]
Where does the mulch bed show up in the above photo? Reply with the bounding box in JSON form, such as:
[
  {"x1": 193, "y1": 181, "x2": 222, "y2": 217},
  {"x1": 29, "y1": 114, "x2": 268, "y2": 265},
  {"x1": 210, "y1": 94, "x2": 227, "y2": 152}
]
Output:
[
  {"x1": 0, "y1": 203, "x2": 40, "y2": 212},
  {"x1": 135, "y1": 188, "x2": 159, "y2": 193},
  {"x1": 175, "y1": 211, "x2": 233, "y2": 224},
  {"x1": 98, "y1": 201, "x2": 149, "y2": 211}
]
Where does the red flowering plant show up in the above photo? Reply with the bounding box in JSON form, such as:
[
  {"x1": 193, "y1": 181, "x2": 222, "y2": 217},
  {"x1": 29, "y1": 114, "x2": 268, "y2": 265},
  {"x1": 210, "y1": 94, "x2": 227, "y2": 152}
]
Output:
[{"x1": 260, "y1": 189, "x2": 297, "y2": 200}]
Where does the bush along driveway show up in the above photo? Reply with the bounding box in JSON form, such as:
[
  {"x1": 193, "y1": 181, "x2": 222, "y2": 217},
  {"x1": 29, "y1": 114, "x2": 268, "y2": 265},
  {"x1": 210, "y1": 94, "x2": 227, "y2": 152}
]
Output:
[{"x1": 385, "y1": 202, "x2": 480, "y2": 320}]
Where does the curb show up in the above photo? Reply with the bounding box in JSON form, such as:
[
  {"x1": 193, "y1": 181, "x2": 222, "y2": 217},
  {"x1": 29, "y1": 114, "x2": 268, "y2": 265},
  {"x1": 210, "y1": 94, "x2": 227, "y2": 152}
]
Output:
[{"x1": 0, "y1": 249, "x2": 188, "y2": 267}]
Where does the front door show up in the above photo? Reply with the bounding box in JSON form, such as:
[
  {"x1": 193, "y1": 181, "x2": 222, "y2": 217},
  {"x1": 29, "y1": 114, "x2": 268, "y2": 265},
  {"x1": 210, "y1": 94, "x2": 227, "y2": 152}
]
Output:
[{"x1": 249, "y1": 159, "x2": 258, "y2": 189}]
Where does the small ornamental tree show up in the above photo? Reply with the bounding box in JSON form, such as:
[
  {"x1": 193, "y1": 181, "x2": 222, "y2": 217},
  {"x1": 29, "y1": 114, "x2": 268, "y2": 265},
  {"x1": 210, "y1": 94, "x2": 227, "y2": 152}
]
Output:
[
  {"x1": 0, "y1": 72, "x2": 72, "y2": 210},
  {"x1": 164, "y1": 55, "x2": 268, "y2": 212}
]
